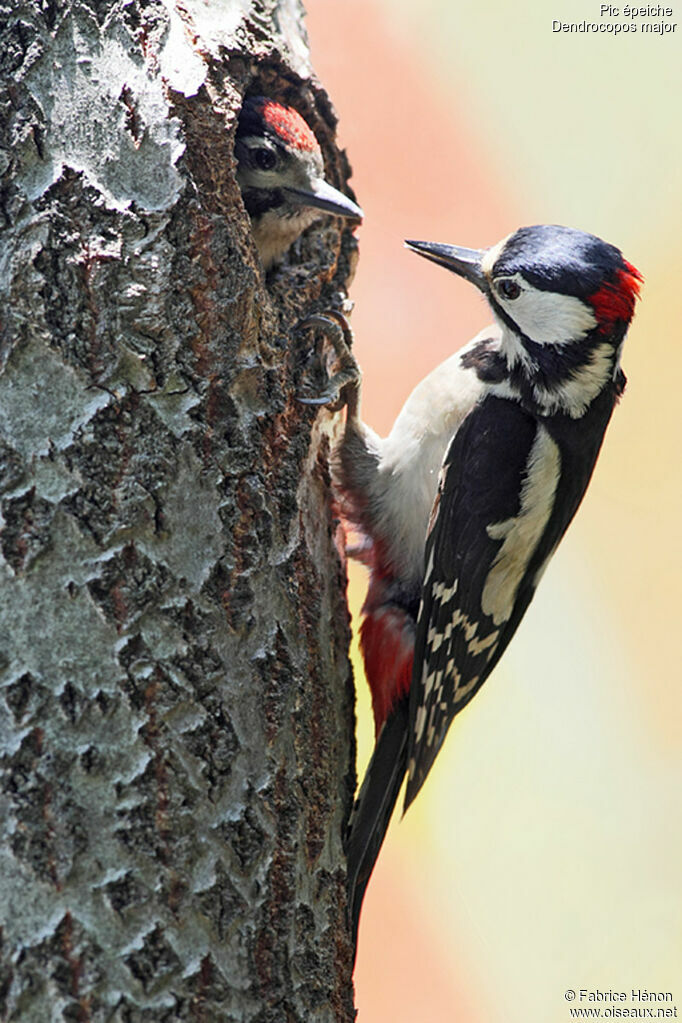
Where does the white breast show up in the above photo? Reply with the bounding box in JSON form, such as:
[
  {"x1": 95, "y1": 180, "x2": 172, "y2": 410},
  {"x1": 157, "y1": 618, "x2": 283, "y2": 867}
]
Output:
[{"x1": 372, "y1": 328, "x2": 496, "y2": 588}]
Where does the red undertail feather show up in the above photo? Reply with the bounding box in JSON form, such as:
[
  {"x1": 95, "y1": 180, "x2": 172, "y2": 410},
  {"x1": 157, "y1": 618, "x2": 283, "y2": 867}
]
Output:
[
  {"x1": 589, "y1": 260, "x2": 643, "y2": 331},
  {"x1": 360, "y1": 608, "x2": 414, "y2": 736},
  {"x1": 339, "y1": 506, "x2": 415, "y2": 733}
]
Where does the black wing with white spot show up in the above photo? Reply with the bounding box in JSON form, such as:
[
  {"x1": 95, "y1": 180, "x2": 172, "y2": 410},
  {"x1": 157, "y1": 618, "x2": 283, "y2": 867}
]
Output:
[{"x1": 405, "y1": 396, "x2": 556, "y2": 808}]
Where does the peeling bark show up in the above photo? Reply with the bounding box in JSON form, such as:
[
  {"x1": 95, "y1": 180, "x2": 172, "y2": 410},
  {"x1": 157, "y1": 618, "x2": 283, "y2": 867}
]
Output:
[{"x1": 0, "y1": 1, "x2": 358, "y2": 1019}]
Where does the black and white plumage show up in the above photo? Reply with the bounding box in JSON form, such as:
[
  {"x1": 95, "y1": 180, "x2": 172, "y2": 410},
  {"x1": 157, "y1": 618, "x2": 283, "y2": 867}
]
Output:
[
  {"x1": 331, "y1": 225, "x2": 642, "y2": 947},
  {"x1": 235, "y1": 97, "x2": 363, "y2": 270}
]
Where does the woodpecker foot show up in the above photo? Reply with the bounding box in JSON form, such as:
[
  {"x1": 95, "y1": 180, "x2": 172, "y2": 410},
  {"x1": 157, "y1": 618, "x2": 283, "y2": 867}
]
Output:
[{"x1": 298, "y1": 311, "x2": 360, "y2": 414}]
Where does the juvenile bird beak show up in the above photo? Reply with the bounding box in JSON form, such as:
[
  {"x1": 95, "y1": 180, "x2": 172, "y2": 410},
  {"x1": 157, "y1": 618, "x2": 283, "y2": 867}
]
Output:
[
  {"x1": 405, "y1": 240, "x2": 487, "y2": 292},
  {"x1": 284, "y1": 179, "x2": 364, "y2": 221}
]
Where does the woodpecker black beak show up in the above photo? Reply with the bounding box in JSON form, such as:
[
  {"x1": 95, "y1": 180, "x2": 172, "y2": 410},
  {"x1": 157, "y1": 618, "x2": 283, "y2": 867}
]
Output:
[
  {"x1": 405, "y1": 240, "x2": 487, "y2": 292},
  {"x1": 283, "y1": 180, "x2": 363, "y2": 221}
]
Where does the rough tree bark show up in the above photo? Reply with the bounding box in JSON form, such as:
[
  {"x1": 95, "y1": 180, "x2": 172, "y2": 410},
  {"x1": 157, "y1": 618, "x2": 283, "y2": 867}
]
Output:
[{"x1": 0, "y1": 1, "x2": 359, "y2": 1019}]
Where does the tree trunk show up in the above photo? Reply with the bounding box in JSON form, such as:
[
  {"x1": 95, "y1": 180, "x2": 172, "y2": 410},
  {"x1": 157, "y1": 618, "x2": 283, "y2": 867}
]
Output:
[{"x1": 0, "y1": 1, "x2": 358, "y2": 1019}]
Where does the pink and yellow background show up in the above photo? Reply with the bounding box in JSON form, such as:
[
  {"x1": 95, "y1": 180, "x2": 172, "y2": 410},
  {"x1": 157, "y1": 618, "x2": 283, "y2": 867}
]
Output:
[{"x1": 306, "y1": 1, "x2": 682, "y2": 1019}]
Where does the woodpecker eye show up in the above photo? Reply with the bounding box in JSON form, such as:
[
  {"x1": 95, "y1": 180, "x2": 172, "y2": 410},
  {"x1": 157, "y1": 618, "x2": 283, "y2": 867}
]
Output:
[
  {"x1": 253, "y1": 147, "x2": 277, "y2": 171},
  {"x1": 497, "y1": 279, "x2": 522, "y2": 300}
]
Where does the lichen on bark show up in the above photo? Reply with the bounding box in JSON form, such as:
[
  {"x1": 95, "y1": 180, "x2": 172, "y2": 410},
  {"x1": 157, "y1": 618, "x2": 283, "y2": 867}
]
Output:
[{"x1": 0, "y1": 1, "x2": 359, "y2": 1019}]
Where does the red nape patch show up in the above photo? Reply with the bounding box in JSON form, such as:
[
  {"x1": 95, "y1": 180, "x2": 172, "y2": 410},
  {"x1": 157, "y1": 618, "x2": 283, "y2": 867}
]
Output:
[
  {"x1": 589, "y1": 261, "x2": 643, "y2": 332},
  {"x1": 360, "y1": 609, "x2": 414, "y2": 736},
  {"x1": 259, "y1": 100, "x2": 319, "y2": 153}
]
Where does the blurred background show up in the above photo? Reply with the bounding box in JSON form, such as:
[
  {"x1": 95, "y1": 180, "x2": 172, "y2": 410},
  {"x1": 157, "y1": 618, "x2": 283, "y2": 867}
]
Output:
[{"x1": 304, "y1": 2, "x2": 682, "y2": 1020}]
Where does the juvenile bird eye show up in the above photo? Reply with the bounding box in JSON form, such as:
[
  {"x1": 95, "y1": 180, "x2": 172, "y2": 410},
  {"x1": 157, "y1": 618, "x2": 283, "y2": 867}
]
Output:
[
  {"x1": 498, "y1": 279, "x2": 521, "y2": 300},
  {"x1": 254, "y1": 148, "x2": 277, "y2": 171}
]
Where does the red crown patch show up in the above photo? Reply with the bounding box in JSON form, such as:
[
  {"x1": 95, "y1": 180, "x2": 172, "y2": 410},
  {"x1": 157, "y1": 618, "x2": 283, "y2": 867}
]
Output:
[{"x1": 259, "y1": 100, "x2": 319, "y2": 154}]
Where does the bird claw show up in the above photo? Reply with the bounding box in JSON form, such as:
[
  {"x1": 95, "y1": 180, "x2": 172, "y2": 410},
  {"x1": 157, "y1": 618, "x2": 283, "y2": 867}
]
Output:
[
  {"x1": 298, "y1": 393, "x2": 337, "y2": 407},
  {"x1": 297, "y1": 311, "x2": 361, "y2": 414},
  {"x1": 299, "y1": 391, "x2": 344, "y2": 410}
]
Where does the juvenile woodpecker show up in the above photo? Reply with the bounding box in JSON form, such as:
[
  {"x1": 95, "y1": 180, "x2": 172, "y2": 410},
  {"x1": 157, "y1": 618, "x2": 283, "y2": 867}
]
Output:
[
  {"x1": 313, "y1": 225, "x2": 642, "y2": 946},
  {"x1": 235, "y1": 96, "x2": 363, "y2": 270}
]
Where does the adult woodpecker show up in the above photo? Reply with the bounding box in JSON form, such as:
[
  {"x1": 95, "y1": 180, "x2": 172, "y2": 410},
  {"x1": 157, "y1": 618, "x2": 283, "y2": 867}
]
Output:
[
  {"x1": 235, "y1": 96, "x2": 363, "y2": 270},
  {"x1": 306, "y1": 224, "x2": 642, "y2": 947}
]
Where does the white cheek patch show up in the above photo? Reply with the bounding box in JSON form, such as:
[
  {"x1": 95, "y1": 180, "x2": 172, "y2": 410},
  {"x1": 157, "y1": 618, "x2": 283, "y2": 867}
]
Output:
[{"x1": 497, "y1": 278, "x2": 597, "y2": 345}]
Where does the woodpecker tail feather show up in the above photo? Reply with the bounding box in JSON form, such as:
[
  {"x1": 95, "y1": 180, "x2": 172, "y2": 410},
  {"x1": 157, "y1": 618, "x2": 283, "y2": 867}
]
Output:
[{"x1": 346, "y1": 698, "x2": 409, "y2": 951}]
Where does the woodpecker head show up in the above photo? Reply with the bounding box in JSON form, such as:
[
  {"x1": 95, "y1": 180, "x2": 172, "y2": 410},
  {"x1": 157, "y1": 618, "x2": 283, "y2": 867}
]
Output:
[
  {"x1": 406, "y1": 225, "x2": 642, "y2": 416},
  {"x1": 235, "y1": 97, "x2": 363, "y2": 270}
]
